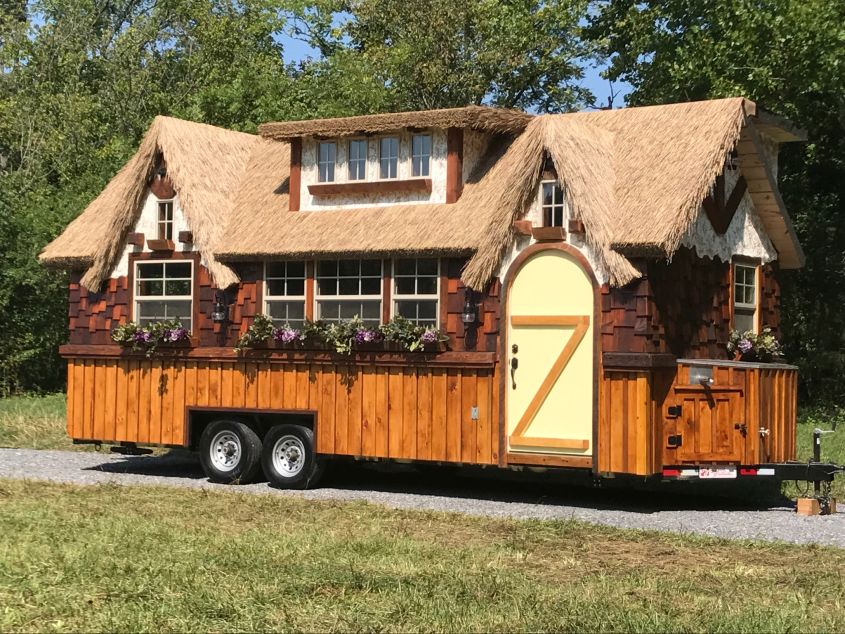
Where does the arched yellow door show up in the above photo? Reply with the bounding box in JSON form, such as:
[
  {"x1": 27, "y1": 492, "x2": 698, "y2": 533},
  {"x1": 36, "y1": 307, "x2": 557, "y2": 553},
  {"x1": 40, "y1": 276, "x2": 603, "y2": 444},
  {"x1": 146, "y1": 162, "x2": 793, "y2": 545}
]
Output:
[{"x1": 506, "y1": 248, "x2": 594, "y2": 456}]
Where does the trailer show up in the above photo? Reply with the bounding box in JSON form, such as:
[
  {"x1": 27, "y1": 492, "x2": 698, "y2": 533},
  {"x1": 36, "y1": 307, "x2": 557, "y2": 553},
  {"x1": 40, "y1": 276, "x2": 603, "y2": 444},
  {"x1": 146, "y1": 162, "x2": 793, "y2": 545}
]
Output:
[{"x1": 41, "y1": 99, "x2": 837, "y2": 501}]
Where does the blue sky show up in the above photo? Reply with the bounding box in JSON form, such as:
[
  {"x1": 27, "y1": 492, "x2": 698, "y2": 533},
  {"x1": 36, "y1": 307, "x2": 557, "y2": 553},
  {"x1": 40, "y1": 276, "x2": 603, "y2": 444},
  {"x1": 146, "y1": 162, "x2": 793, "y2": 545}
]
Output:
[{"x1": 277, "y1": 32, "x2": 632, "y2": 109}]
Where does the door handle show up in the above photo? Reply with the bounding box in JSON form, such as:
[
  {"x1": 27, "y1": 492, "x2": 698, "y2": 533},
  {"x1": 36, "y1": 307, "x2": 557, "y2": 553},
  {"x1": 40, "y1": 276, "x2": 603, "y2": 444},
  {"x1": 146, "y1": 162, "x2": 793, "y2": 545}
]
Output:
[{"x1": 510, "y1": 356, "x2": 518, "y2": 389}]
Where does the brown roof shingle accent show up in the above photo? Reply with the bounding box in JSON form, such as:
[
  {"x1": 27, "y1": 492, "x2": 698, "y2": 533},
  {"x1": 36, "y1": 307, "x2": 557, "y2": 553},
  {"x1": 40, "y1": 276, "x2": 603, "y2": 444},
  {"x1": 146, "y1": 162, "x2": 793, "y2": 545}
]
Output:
[{"x1": 258, "y1": 105, "x2": 533, "y2": 140}]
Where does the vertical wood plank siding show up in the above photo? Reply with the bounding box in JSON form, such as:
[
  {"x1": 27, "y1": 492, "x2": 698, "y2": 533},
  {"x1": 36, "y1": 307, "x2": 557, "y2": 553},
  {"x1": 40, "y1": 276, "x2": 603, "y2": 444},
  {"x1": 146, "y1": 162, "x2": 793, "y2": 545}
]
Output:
[{"x1": 65, "y1": 357, "x2": 499, "y2": 465}]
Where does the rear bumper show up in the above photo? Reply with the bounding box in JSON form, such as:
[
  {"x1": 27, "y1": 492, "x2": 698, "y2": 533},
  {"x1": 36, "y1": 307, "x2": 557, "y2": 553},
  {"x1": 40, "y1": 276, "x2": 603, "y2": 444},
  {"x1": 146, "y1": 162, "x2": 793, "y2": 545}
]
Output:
[{"x1": 661, "y1": 462, "x2": 841, "y2": 482}]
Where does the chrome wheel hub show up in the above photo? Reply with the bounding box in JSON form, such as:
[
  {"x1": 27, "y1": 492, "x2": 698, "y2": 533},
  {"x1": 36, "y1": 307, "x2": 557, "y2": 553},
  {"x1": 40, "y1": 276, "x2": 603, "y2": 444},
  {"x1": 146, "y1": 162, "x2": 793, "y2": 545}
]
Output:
[
  {"x1": 272, "y1": 435, "x2": 306, "y2": 477},
  {"x1": 210, "y1": 430, "x2": 242, "y2": 472}
]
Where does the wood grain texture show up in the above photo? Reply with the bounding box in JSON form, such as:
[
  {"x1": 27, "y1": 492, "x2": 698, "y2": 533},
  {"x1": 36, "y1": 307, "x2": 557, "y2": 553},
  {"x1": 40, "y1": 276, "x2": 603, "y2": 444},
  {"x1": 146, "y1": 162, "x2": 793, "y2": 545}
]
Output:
[{"x1": 65, "y1": 355, "x2": 503, "y2": 464}]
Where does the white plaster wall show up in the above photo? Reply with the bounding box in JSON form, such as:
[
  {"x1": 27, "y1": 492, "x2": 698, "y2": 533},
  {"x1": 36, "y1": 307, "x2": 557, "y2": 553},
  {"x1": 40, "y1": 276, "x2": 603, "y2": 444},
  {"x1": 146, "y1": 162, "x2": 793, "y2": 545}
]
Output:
[
  {"x1": 682, "y1": 166, "x2": 778, "y2": 264},
  {"x1": 494, "y1": 181, "x2": 610, "y2": 286},
  {"x1": 300, "y1": 129, "x2": 448, "y2": 210},
  {"x1": 110, "y1": 189, "x2": 194, "y2": 278}
]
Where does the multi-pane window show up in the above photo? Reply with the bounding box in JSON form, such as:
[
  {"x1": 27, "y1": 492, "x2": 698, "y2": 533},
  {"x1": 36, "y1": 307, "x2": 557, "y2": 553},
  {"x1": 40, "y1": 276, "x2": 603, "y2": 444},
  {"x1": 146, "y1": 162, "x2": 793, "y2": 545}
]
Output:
[
  {"x1": 411, "y1": 134, "x2": 431, "y2": 177},
  {"x1": 541, "y1": 180, "x2": 566, "y2": 227},
  {"x1": 134, "y1": 261, "x2": 193, "y2": 330},
  {"x1": 158, "y1": 201, "x2": 174, "y2": 240},
  {"x1": 318, "y1": 141, "x2": 336, "y2": 182},
  {"x1": 316, "y1": 259, "x2": 382, "y2": 325},
  {"x1": 265, "y1": 262, "x2": 306, "y2": 327},
  {"x1": 348, "y1": 139, "x2": 367, "y2": 181},
  {"x1": 393, "y1": 258, "x2": 438, "y2": 327},
  {"x1": 379, "y1": 137, "x2": 399, "y2": 179},
  {"x1": 733, "y1": 262, "x2": 758, "y2": 333}
]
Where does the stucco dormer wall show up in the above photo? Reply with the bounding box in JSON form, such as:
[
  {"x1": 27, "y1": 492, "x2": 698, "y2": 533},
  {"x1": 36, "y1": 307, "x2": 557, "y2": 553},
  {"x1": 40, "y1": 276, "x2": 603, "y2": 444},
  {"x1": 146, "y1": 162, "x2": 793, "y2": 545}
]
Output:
[{"x1": 300, "y1": 129, "x2": 448, "y2": 210}]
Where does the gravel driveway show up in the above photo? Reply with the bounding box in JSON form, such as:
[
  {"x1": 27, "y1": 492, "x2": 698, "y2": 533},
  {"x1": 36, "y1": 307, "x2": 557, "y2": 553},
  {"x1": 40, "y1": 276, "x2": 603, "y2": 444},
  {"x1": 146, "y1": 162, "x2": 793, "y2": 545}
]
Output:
[{"x1": 1, "y1": 447, "x2": 843, "y2": 548}]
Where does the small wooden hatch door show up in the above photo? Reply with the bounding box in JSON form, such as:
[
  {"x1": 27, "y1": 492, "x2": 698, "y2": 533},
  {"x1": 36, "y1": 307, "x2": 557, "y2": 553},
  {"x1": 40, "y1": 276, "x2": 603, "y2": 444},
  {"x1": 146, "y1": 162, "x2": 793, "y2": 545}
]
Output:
[{"x1": 506, "y1": 248, "x2": 594, "y2": 457}]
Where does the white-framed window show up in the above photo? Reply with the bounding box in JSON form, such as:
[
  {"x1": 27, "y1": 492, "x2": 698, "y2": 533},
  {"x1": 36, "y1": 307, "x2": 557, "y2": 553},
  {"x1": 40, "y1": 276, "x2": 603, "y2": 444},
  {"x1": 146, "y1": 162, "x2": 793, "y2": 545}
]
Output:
[
  {"x1": 134, "y1": 260, "x2": 193, "y2": 330},
  {"x1": 379, "y1": 137, "x2": 399, "y2": 179},
  {"x1": 348, "y1": 139, "x2": 367, "y2": 181},
  {"x1": 158, "y1": 200, "x2": 174, "y2": 240},
  {"x1": 316, "y1": 259, "x2": 382, "y2": 325},
  {"x1": 318, "y1": 141, "x2": 336, "y2": 182},
  {"x1": 265, "y1": 261, "x2": 306, "y2": 327},
  {"x1": 733, "y1": 262, "x2": 758, "y2": 333},
  {"x1": 411, "y1": 134, "x2": 431, "y2": 177},
  {"x1": 541, "y1": 180, "x2": 565, "y2": 227},
  {"x1": 393, "y1": 258, "x2": 439, "y2": 327}
]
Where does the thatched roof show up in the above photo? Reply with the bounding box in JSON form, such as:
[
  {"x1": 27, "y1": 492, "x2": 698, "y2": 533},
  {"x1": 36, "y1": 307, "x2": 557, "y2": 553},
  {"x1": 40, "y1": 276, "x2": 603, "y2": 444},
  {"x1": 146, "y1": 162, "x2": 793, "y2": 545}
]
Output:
[
  {"x1": 40, "y1": 116, "x2": 258, "y2": 289},
  {"x1": 43, "y1": 98, "x2": 804, "y2": 292},
  {"x1": 259, "y1": 105, "x2": 532, "y2": 141}
]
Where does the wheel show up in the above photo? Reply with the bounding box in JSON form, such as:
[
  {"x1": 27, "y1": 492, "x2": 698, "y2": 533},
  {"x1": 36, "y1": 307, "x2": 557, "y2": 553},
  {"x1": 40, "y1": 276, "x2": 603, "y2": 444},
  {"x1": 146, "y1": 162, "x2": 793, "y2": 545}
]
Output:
[
  {"x1": 198, "y1": 420, "x2": 262, "y2": 484},
  {"x1": 261, "y1": 424, "x2": 324, "y2": 490}
]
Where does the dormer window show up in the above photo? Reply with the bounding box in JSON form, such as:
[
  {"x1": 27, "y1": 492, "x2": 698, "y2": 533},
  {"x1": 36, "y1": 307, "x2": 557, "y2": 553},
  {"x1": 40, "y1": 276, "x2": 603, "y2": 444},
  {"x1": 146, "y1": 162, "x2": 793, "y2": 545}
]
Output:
[
  {"x1": 158, "y1": 200, "x2": 174, "y2": 240},
  {"x1": 411, "y1": 134, "x2": 431, "y2": 177},
  {"x1": 379, "y1": 137, "x2": 399, "y2": 179},
  {"x1": 541, "y1": 180, "x2": 565, "y2": 227},
  {"x1": 348, "y1": 139, "x2": 367, "y2": 181},
  {"x1": 318, "y1": 141, "x2": 336, "y2": 182}
]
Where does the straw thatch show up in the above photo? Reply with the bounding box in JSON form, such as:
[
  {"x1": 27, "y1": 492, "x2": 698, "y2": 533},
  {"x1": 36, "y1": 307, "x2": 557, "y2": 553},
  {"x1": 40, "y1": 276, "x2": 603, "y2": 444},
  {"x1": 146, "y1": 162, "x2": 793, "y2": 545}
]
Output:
[
  {"x1": 44, "y1": 97, "x2": 804, "y2": 293},
  {"x1": 40, "y1": 116, "x2": 258, "y2": 290},
  {"x1": 259, "y1": 105, "x2": 532, "y2": 141}
]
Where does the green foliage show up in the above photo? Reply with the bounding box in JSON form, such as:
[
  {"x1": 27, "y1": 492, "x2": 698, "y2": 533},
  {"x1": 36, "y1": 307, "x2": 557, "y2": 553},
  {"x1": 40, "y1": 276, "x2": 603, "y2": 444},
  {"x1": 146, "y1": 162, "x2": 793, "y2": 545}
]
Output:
[
  {"x1": 112, "y1": 320, "x2": 190, "y2": 356},
  {"x1": 234, "y1": 314, "x2": 276, "y2": 353},
  {"x1": 588, "y1": 0, "x2": 845, "y2": 407},
  {"x1": 727, "y1": 327, "x2": 783, "y2": 362},
  {"x1": 4, "y1": 479, "x2": 845, "y2": 631}
]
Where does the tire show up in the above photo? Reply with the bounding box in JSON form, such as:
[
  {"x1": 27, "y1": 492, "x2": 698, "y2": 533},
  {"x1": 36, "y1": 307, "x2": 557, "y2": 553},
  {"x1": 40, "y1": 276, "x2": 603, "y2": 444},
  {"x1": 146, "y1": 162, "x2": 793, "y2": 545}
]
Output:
[
  {"x1": 261, "y1": 424, "x2": 324, "y2": 490},
  {"x1": 198, "y1": 420, "x2": 263, "y2": 484}
]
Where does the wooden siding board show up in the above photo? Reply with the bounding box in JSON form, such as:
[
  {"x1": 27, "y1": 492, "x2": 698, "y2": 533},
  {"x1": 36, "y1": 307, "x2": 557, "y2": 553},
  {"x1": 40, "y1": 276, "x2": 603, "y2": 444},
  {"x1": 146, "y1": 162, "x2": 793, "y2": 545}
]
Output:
[
  {"x1": 387, "y1": 367, "x2": 403, "y2": 458},
  {"x1": 460, "y1": 371, "x2": 477, "y2": 463},
  {"x1": 374, "y1": 367, "x2": 389, "y2": 457},
  {"x1": 361, "y1": 366, "x2": 377, "y2": 456},
  {"x1": 334, "y1": 367, "x2": 350, "y2": 455},
  {"x1": 402, "y1": 368, "x2": 417, "y2": 459},
  {"x1": 348, "y1": 367, "x2": 363, "y2": 456},
  {"x1": 446, "y1": 369, "x2": 461, "y2": 462},
  {"x1": 416, "y1": 369, "x2": 432, "y2": 461}
]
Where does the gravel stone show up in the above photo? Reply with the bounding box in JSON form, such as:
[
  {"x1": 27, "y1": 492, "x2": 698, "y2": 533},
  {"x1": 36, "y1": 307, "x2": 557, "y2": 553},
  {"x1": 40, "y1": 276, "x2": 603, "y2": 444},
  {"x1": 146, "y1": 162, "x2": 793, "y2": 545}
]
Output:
[{"x1": 1, "y1": 448, "x2": 843, "y2": 548}]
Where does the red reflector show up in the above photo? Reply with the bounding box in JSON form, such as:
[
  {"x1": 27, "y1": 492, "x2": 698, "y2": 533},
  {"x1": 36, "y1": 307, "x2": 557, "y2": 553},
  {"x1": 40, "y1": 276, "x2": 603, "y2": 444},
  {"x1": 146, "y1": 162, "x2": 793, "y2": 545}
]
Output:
[
  {"x1": 662, "y1": 468, "x2": 681, "y2": 477},
  {"x1": 739, "y1": 468, "x2": 758, "y2": 476}
]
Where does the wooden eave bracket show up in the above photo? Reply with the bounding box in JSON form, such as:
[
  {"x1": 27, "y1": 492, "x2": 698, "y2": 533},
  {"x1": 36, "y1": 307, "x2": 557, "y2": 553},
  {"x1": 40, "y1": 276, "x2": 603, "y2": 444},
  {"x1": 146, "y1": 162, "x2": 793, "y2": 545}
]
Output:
[
  {"x1": 147, "y1": 238, "x2": 175, "y2": 252},
  {"x1": 531, "y1": 226, "x2": 567, "y2": 242},
  {"x1": 513, "y1": 220, "x2": 533, "y2": 236},
  {"x1": 178, "y1": 230, "x2": 193, "y2": 244},
  {"x1": 127, "y1": 232, "x2": 144, "y2": 247}
]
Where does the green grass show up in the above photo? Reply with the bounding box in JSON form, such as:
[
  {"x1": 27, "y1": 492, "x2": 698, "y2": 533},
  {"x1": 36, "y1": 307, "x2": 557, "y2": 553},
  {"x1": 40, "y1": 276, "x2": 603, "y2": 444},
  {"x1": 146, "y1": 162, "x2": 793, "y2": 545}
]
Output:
[
  {"x1": 0, "y1": 393, "x2": 76, "y2": 450},
  {"x1": 0, "y1": 479, "x2": 844, "y2": 633}
]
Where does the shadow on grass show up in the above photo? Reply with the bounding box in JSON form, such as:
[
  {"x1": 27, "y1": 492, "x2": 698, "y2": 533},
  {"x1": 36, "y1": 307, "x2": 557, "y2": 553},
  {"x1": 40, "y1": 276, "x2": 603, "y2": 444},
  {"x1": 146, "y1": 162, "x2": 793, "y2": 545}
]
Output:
[{"x1": 84, "y1": 451, "x2": 790, "y2": 514}]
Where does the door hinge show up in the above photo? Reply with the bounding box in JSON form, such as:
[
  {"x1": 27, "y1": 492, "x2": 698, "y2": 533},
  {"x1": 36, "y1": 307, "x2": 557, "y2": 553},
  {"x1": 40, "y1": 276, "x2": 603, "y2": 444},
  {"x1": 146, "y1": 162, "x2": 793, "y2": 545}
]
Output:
[
  {"x1": 667, "y1": 434, "x2": 683, "y2": 448},
  {"x1": 667, "y1": 405, "x2": 682, "y2": 418}
]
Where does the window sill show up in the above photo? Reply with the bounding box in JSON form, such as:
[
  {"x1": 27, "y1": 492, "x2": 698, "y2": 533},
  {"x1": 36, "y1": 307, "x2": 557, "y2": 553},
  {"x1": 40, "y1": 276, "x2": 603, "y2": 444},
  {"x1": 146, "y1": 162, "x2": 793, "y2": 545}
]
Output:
[
  {"x1": 146, "y1": 238, "x2": 175, "y2": 252},
  {"x1": 531, "y1": 226, "x2": 567, "y2": 242},
  {"x1": 307, "y1": 178, "x2": 432, "y2": 197}
]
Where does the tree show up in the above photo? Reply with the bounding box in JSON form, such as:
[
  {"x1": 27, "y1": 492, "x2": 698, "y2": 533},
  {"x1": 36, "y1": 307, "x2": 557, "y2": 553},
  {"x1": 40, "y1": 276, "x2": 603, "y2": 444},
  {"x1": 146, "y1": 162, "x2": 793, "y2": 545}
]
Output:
[
  {"x1": 287, "y1": 0, "x2": 598, "y2": 113},
  {"x1": 589, "y1": 0, "x2": 845, "y2": 406}
]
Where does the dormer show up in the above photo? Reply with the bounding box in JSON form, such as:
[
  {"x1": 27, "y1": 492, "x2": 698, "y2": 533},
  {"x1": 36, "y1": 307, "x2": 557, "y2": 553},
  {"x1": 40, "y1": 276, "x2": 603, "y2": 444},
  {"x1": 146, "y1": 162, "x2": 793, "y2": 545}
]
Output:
[{"x1": 258, "y1": 106, "x2": 533, "y2": 211}]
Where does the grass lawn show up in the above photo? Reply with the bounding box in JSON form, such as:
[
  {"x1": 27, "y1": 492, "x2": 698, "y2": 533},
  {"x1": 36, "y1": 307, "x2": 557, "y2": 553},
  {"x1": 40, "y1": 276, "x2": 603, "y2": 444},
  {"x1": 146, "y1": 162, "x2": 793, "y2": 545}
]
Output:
[
  {"x1": 0, "y1": 479, "x2": 844, "y2": 633},
  {"x1": 0, "y1": 393, "x2": 75, "y2": 450}
]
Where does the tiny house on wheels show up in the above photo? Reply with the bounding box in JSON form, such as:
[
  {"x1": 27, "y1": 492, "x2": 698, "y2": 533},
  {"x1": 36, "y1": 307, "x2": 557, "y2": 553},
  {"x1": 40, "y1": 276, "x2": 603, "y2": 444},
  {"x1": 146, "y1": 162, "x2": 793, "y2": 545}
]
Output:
[{"x1": 41, "y1": 98, "x2": 817, "y2": 490}]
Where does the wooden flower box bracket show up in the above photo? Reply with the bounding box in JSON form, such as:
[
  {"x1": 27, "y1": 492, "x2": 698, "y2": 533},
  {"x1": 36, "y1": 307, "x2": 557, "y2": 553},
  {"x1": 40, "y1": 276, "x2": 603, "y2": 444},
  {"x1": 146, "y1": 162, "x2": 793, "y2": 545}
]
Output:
[
  {"x1": 308, "y1": 178, "x2": 432, "y2": 197},
  {"x1": 531, "y1": 226, "x2": 567, "y2": 242},
  {"x1": 127, "y1": 232, "x2": 145, "y2": 247}
]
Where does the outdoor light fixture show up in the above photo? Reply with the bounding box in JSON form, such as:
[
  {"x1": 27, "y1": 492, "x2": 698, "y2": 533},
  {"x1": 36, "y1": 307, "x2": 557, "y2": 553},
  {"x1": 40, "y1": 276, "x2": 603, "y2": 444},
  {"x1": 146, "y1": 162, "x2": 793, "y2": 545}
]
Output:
[
  {"x1": 211, "y1": 292, "x2": 228, "y2": 324},
  {"x1": 461, "y1": 290, "x2": 479, "y2": 326}
]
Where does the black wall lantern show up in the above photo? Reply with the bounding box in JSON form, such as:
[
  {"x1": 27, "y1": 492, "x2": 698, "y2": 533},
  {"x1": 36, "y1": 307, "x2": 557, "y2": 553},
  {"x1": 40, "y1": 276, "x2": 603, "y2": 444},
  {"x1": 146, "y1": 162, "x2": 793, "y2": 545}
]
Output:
[
  {"x1": 461, "y1": 289, "x2": 479, "y2": 326},
  {"x1": 212, "y1": 291, "x2": 229, "y2": 324}
]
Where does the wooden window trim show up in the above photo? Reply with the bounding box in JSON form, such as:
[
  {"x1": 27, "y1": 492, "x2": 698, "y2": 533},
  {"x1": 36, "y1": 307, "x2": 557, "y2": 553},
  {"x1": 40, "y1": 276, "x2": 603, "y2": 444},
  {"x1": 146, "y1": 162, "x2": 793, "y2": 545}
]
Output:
[
  {"x1": 129, "y1": 253, "x2": 198, "y2": 333},
  {"x1": 731, "y1": 258, "x2": 761, "y2": 333},
  {"x1": 446, "y1": 128, "x2": 464, "y2": 203},
  {"x1": 314, "y1": 258, "x2": 383, "y2": 324},
  {"x1": 264, "y1": 261, "x2": 308, "y2": 326},
  {"x1": 391, "y1": 257, "x2": 440, "y2": 328},
  {"x1": 540, "y1": 180, "x2": 566, "y2": 228}
]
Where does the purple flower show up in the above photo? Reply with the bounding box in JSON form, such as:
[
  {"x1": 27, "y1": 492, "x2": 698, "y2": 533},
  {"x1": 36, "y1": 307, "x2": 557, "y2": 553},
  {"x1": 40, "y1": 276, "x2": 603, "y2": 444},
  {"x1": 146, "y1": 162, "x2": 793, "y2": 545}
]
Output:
[
  {"x1": 274, "y1": 327, "x2": 302, "y2": 344},
  {"x1": 166, "y1": 327, "x2": 188, "y2": 342},
  {"x1": 354, "y1": 327, "x2": 383, "y2": 344},
  {"x1": 421, "y1": 329, "x2": 438, "y2": 345},
  {"x1": 738, "y1": 338, "x2": 754, "y2": 354},
  {"x1": 133, "y1": 330, "x2": 151, "y2": 343}
]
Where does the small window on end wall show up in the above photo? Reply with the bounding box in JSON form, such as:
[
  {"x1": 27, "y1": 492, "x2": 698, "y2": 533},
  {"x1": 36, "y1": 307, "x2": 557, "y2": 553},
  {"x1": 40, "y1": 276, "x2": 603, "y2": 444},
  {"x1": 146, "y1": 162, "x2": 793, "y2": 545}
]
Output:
[
  {"x1": 541, "y1": 180, "x2": 565, "y2": 227},
  {"x1": 733, "y1": 262, "x2": 758, "y2": 333},
  {"x1": 135, "y1": 260, "x2": 193, "y2": 331},
  {"x1": 265, "y1": 262, "x2": 306, "y2": 327},
  {"x1": 158, "y1": 201, "x2": 174, "y2": 240}
]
